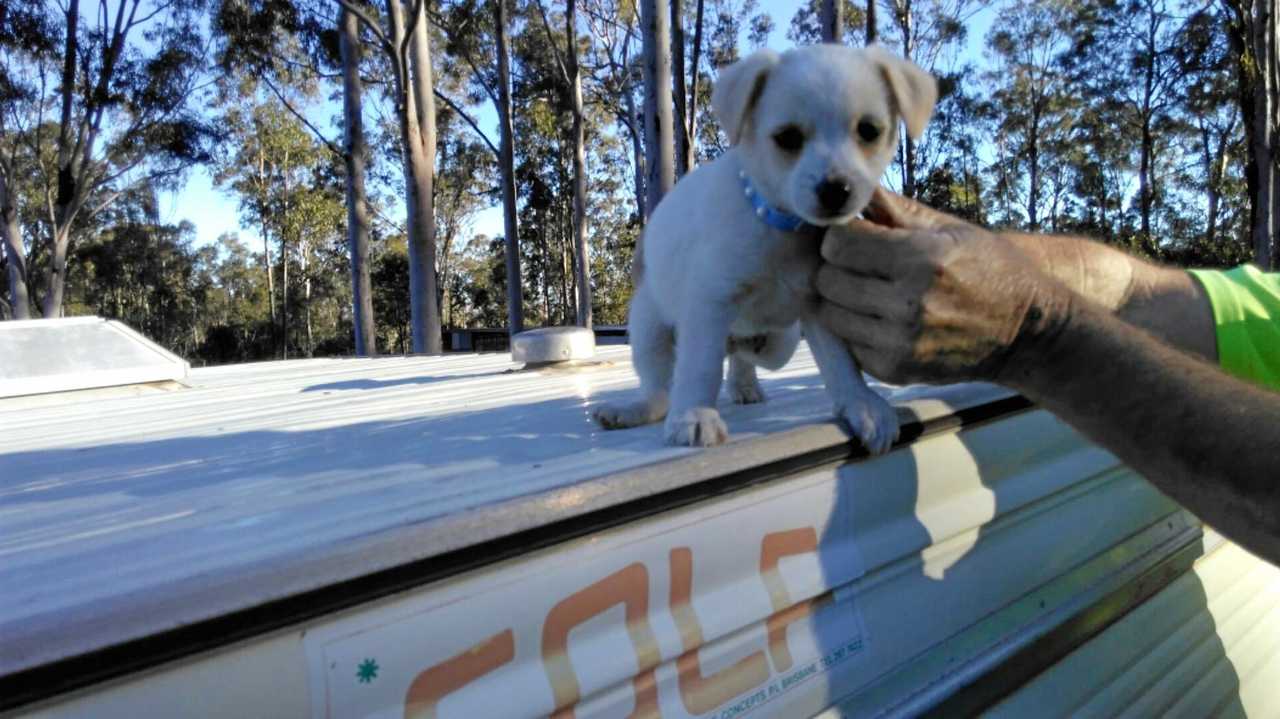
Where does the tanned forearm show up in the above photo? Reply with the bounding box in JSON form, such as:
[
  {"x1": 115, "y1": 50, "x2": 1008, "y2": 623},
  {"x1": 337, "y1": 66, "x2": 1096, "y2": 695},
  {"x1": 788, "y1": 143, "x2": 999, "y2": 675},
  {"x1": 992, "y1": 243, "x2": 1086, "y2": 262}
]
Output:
[
  {"x1": 1003, "y1": 297, "x2": 1280, "y2": 564},
  {"x1": 1002, "y1": 232, "x2": 1217, "y2": 362}
]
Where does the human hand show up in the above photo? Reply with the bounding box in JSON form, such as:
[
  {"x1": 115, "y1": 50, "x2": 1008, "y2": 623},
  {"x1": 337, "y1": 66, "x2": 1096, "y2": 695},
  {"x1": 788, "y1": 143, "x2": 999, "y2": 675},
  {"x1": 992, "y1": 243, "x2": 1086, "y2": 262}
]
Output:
[{"x1": 815, "y1": 189, "x2": 1071, "y2": 386}]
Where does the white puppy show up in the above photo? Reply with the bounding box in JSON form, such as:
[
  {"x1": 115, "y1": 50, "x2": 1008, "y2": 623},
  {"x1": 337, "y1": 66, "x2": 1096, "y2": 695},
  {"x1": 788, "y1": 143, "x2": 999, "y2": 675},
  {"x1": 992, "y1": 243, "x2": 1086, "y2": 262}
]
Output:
[{"x1": 594, "y1": 44, "x2": 937, "y2": 450}]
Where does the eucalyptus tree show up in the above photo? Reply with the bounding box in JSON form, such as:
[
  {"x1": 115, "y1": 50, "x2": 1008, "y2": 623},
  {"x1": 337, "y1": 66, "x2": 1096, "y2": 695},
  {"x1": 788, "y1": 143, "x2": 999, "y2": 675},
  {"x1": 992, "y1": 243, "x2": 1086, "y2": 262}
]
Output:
[
  {"x1": 787, "y1": 0, "x2": 863, "y2": 45},
  {"x1": 533, "y1": 0, "x2": 593, "y2": 326},
  {"x1": 339, "y1": 5, "x2": 377, "y2": 355},
  {"x1": 821, "y1": 0, "x2": 844, "y2": 42},
  {"x1": 878, "y1": 0, "x2": 977, "y2": 197},
  {"x1": 1221, "y1": 0, "x2": 1278, "y2": 269},
  {"x1": 984, "y1": 0, "x2": 1077, "y2": 231},
  {"x1": 582, "y1": 0, "x2": 646, "y2": 217},
  {"x1": 435, "y1": 0, "x2": 524, "y2": 336},
  {"x1": 214, "y1": 0, "x2": 381, "y2": 355},
  {"x1": 1175, "y1": 5, "x2": 1246, "y2": 251},
  {"x1": 0, "y1": 0, "x2": 215, "y2": 319},
  {"x1": 641, "y1": 0, "x2": 675, "y2": 217},
  {"x1": 1086, "y1": 0, "x2": 1187, "y2": 249},
  {"x1": 672, "y1": 0, "x2": 707, "y2": 176}
]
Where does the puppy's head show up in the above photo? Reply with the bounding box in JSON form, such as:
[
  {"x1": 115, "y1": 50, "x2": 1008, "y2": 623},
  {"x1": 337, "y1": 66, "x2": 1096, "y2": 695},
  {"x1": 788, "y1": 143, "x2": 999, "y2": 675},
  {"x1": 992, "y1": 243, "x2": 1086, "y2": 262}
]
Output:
[{"x1": 713, "y1": 43, "x2": 937, "y2": 226}]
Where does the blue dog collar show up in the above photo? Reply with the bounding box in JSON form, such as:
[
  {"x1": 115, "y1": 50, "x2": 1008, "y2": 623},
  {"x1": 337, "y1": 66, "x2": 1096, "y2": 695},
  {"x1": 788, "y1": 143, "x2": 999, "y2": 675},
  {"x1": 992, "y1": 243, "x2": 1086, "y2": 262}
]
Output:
[{"x1": 738, "y1": 171, "x2": 818, "y2": 233}]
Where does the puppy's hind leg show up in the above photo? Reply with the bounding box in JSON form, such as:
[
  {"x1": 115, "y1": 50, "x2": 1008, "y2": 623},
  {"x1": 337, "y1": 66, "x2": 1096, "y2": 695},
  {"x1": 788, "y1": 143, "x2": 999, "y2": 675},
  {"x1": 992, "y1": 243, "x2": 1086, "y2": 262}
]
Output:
[
  {"x1": 748, "y1": 323, "x2": 802, "y2": 371},
  {"x1": 728, "y1": 354, "x2": 767, "y2": 405},
  {"x1": 727, "y1": 324, "x2": 799, "y2": 404},
  {"x1": 593, "y1": 292, "x2": 673, "y2": 430}
]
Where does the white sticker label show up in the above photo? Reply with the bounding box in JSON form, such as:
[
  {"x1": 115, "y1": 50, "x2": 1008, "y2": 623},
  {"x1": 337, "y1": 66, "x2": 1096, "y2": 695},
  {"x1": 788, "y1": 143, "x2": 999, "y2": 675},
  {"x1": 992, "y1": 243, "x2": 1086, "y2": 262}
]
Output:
[{"x1": 305, "y1": 476, "x2": 867, "y2": 719}]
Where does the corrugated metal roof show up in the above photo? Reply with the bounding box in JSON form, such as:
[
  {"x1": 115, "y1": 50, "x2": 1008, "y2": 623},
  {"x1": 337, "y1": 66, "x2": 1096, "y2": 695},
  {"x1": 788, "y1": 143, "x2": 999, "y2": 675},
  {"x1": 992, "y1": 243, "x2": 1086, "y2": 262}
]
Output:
[
  {"x1": 0, "y1": 344, "x2": 1009, "y2": 679},
  {"x1": 989, "y1": 533, "x2": 1280, "y2": 717}
]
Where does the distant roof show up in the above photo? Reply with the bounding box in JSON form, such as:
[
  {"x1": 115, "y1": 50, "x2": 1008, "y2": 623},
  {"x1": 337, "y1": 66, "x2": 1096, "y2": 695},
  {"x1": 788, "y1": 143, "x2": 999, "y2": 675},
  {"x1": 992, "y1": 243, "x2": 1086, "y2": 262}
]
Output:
[{"x1": 0, "y1": 344, "x2": 1010, "y2": 683}]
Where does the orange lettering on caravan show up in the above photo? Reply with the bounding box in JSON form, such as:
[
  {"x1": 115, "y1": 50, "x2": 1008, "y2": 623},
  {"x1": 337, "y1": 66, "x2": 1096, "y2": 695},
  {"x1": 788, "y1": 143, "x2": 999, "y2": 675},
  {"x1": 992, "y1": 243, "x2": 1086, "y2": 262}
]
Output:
[
  {"x1": 759, "y1": 528, "x2": 830, "y2": 671},
  {"x1": 402, "y1": 629, "x2": 515, "y2": 719},
  {"x1": 669, "y1": 547, "x2": 771, "y2": 714},
  {"x1": 542, "y1": 563, "x2": 661, "y2": 719}
]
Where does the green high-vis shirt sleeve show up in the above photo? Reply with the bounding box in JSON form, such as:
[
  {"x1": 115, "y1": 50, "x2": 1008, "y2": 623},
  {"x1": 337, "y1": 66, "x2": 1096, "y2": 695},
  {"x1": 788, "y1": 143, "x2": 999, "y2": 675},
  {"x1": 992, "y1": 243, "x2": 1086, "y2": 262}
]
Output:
[{"x1": 1188, "y1": 264, "x2": 1280, "y2": 391}]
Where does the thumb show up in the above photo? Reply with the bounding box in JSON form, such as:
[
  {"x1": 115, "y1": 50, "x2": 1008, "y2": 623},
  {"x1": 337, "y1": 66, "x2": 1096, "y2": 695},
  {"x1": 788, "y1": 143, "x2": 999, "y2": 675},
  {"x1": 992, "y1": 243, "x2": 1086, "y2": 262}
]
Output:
[{"x1": 863, "y1": 188, "x2": 946, "y2": 230}]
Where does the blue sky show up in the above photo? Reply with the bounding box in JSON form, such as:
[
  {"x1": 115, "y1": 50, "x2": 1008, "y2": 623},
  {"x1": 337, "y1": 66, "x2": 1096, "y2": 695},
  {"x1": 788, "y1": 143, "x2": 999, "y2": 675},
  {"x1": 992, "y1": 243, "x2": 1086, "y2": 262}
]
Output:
[{"x1": 159, "y1": 0, "x2": 997, "y2": 250}]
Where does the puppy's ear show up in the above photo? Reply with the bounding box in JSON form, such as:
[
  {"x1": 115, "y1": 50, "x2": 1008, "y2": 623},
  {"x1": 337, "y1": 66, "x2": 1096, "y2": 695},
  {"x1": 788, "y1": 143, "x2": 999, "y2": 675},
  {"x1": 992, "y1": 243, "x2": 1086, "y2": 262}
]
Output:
[
  {"x1": 712, "y1": 49, "x2": 781, "y2": 144},
  {"x1": 865, "y1": 44, "x2": 937, "y2": 140}
]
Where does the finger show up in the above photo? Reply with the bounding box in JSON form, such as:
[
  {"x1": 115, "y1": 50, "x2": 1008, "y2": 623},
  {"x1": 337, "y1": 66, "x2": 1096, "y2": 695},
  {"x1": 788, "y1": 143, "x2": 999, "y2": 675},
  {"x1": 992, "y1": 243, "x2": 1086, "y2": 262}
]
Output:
[
  {"x1": 816, "y1": 302, "x2": 915, "y2": 384},
  {"x1": 815, "y1": 299, "x2": 892, "y2": 351},
  {"x1": 821, "y1": 220, "x2": 916, "y2": 269},
  {"x1": 814, "y1": 265, "x2": 913, "y2": 322},
  {"x1": 861, "y1": 188, "x2": 906, "y2": 227},
  {"x1": 863, "y1": 188, "x2": 949, "y2": 230}
]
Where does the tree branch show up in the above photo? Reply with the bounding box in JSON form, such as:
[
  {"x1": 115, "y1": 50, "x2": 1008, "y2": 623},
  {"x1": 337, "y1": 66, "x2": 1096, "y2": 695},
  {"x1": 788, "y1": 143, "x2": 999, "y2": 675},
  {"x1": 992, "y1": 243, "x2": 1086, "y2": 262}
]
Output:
[
  {"x1": 129, "y1": 0, "x2": 176, "y2": 29},
  {"x1": 261, "y1": 74, "x2": 345, "y2": 158},
  {"x1": 434, "y1": 90, "x2": 501, "y2": 157},
  {"x1": 458, "y1": 51, "x2": 498, "y2": 104},
  {"x1": 533, "y1": 0, "x2": 572, "y2": 84},
  {"x1": 333, "y1": 0, "x2": 394, "y2": 56}
]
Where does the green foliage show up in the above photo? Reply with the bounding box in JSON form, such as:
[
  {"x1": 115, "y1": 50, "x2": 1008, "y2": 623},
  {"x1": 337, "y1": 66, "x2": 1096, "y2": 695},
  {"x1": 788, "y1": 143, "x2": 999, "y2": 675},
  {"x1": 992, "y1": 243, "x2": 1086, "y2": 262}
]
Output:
[{"x1": 786, "y1": 0, "x2": 865, "y2": 46}]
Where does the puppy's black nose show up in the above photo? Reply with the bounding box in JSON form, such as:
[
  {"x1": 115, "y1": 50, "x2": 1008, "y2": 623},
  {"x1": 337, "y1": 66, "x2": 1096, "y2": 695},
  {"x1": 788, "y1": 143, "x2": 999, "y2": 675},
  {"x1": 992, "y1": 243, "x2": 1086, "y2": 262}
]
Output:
[{"x1": 816, "y1": 179, "x2": 852, "y2": 214}]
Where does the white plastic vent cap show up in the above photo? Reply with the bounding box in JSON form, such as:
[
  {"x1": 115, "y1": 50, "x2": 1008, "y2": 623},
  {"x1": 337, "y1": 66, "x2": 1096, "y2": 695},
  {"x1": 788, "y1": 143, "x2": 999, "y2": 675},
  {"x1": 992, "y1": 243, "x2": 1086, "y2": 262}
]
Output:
[{"x1": 510, "y1": 326, "x2": 596, "y2": 365}]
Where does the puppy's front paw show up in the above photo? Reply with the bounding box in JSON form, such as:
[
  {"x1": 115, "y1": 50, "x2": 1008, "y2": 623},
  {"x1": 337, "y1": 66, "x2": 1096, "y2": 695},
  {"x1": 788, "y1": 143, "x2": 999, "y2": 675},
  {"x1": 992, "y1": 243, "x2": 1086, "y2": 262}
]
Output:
[
  {"x1": 729, "y1": 378, "x2": 767, "y2": 405},
  {"x1": 593, "y1": 401, "x2": 664, "y2": 430},
  {"x1": 838, "y1": 394, "x2": 900, "y2": 455},
  {"x1": 664, "y1": 408, "x2": 729, "y2": 447}
]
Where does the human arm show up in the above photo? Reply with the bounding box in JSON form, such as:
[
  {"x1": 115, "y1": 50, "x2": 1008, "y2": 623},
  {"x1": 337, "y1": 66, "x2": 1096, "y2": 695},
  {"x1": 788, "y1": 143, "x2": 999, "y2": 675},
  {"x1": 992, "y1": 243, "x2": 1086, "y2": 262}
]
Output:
[
  {"x1": 815, "y1": 190, "x2": 1280, "y2": 563},
  {"x1": 999, "y1": 232, "x2": 1217, "y2": 362},
  {"x1": 1004, "y1": 295, "x2": 1280, "y2": 562}
]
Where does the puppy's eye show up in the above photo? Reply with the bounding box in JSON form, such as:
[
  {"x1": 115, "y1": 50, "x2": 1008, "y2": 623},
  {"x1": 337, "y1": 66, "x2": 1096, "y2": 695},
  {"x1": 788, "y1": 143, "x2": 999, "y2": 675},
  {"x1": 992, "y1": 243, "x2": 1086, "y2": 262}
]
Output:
[
  {"x1": 772, "y1": 126, "x2": 805, "y2": 152},
  {"x1": 856, "y1": 120, "x2": 882, "y2": 143}
]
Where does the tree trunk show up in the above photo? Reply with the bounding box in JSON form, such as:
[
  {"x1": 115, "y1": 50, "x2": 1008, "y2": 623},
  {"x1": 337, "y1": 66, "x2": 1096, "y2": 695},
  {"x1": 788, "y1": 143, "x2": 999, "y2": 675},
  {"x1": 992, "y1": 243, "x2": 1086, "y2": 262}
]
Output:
[
  {"x1": 1027, "y1": 104, "x2": 1042, "y2": 231},
  {"x1": 1226, "y1": 0, "x2": 1279, "y2": 269},
  {"x1": 866, "y1": 0, "x2": 877, "y2": 44},
  {"x1": 567, "y1": 0, "x2": 593, "y2": 327},
  {"x1": 1139, "y1": 116, "x2": 1153, "y2": 246},
  {"x1": 686, "y1": 0, "x2": 704, "y2": 171},
  {"x1": 495, "y1": 0, "x2": 524, "y2": 336},
  {"x1": 281, "y1": 147, "x2": 293, "y2": 360},
  {"x1": 339, "y1": 6, "x2": 377, "y2": 357},
  {"x1": 46, "y1": 0, "x2": 129, "y2": 318},
  {"x1": 641, "y1": 0, "x2": 676, "y2": 218},
  {"x1": 260, "y1": 215, "x2": 278, "y2": 352},
  {"x1": 439, "y1": 227, "x2": 454, "y2": 328},
  {"x1": 1250, "y1": 0, "x2": 1278, "y2": 269},
  {"x1": 626, "y1": 97, "x2": 647, "y2": 220},
  {"x1": 620, "y1": 22, "x2": 646, "y2": 218},
  {"x1": 40, "y1": 226, "x2": 72, "y2": 318},
  {"x1": 1139, "y1": 17, "x2": 1156, "y2": 249},
  {"x1": 256, "y1": 145, "x2": 278, "y2": 353},
  {"x1": 672, "y1": 0, "x2": 690, "y2": 178},
  {"x1": 1202, "y1": 122, "x2": 1226, "y2": 246},
  {"x1": 1, "y1": 171, "x2": 31, "y2": 320},
  {"x1": 390, "y1": 0, "x2": 443, "y2": 354},
  {"x1": 282, "y1": 239, "x2": 290, "y2": 360},
  {"x1": 559, "y1": 218, "x2": 572, "y2": 323},
  {"x1": 538, "y1": 218, "x2": 551, "y2": 322},
  {"x1": 43, "y1": 0, "x2": 80, "y2": 319},
  {"x1": 898, "y1": 0, "x2": 916, "y2": 196},
  {"x1": 821, "y1": 0, "x2": 844, "y2": 43},
  {"x1": 303, "y1": 244, "x2": 313, "y2": 357}
]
